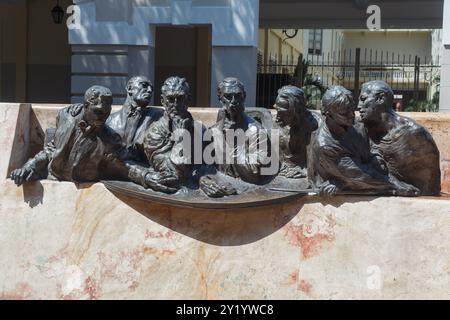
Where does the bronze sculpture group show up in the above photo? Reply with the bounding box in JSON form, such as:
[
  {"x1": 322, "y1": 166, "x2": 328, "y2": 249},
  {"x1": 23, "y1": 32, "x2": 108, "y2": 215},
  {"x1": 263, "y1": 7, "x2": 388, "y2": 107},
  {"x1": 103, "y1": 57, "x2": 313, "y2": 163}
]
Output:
[{"x1": 10, "y1": 75, "x2": 441, "y2": 201}]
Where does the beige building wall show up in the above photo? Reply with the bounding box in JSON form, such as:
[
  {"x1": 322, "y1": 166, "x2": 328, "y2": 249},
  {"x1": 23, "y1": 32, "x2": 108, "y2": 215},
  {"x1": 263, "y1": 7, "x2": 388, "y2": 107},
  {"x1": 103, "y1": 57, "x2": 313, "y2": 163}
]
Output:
[
  {"x1": 302, "y1": 30, "x2": 344, "y2": 61},
  {"x1": 430, "y1": 29, "x2": 443, "y2": 100},
  {"x1": 299, "y1": 29, "x2": 438, "y2": 96},
  {"x1": 342, "y1": 30, "x2": 436, "y2": 98},
  {"x1": 267, "y1": 30, "x2": 280, "y2": 62},
  {"x1": 342, "y1": 30, "x2": 432, "y2": 62},
  {"x1": 258, "y1": 29, "x2": 304, "y2": 70},
  {"x1": 301, "y1": 29, "x2": 344, "y2": 87}
]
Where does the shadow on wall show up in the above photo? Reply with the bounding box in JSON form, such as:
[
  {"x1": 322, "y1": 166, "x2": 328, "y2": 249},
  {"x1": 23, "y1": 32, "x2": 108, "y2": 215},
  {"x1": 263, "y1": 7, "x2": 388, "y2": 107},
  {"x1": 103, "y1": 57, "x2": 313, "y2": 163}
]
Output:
[
  {"x1": 110, "y1": 190, "x2": 377, "y2": 246},
  {"x1": 22, "y1": 181, "x2": 44, "y2": 208},
  {"x1": 112, "y1": 191, "x2": 300, "y2": 246},
  {"x1": 19, "y1": 180, "x2": 96, "y2": 208}
]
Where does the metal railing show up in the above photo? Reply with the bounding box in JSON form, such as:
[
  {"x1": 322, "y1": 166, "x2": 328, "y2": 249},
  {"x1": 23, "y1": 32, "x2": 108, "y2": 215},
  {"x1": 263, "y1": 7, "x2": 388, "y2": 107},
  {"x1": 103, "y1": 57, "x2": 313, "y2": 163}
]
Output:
[{"x1": 256, "y1": 48, "x2": 441, "y2": 110}]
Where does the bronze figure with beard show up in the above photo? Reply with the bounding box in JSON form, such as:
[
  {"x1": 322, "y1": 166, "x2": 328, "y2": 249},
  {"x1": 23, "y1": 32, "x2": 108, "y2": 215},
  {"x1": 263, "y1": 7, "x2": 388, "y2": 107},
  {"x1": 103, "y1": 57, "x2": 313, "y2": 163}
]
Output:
[
  {"x1": 212, "y1": 77, "x2": 274, "y2": 184},
  {"x1": 199, "y1": 77, "x2": 275, "y2": 198},
  {"x1": 142, "y1": 77, "x2": 203, "y2": 193},
  {"x1": 273, "y1": 85, "x2": 319, "y2": 179},
  {"x1": 358, "y1": 80, "x2": 441, "y2": 196}
]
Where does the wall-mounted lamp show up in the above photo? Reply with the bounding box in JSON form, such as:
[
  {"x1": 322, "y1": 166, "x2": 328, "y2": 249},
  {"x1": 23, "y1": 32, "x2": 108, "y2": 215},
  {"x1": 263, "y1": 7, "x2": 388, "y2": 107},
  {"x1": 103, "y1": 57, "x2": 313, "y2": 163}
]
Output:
[
  {"x1": 51, "y1": 0, "x2": 65, "y2": 24},
  {"x1": 282, "y1": 29, "x2": 299, "y2": 41}
]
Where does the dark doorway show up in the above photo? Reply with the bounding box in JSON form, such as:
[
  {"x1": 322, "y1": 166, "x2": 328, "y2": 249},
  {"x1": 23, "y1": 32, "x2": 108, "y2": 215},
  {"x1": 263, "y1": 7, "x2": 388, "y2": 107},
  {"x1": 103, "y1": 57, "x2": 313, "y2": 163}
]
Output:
[
  {"x1": 0, "y1": 0, "x2": 72, "y2": 104},
  {"x1": 155, "y1": 26, "x2": 212, "y2": 107}
]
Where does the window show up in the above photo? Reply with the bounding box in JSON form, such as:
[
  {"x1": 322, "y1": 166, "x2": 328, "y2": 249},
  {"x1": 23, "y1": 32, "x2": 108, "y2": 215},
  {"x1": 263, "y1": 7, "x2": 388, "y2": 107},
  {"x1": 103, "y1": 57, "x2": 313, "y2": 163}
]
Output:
[
  {"x1": 257, "y1": 49, "x2": 264, "y2": 73},
  {"x1": 308, "y1": 29, "x2": 323, "y2": 55}
]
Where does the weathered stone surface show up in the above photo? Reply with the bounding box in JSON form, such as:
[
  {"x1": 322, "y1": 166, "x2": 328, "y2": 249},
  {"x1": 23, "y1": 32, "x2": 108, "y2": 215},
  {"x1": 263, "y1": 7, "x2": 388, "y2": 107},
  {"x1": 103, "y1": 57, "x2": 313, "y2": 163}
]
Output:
[
  {"x1": 1, "y1": 104, "x2": 450, "y2": 299},
  {"x1": 409, "y1": 112, "x2": 450, "y2": 194},
  {"x1": 1, "y1": 104, "x2": 35, "y2": 182},
  {"x1": 0, "y1": 180, "x2": 450, "y2": 299}
]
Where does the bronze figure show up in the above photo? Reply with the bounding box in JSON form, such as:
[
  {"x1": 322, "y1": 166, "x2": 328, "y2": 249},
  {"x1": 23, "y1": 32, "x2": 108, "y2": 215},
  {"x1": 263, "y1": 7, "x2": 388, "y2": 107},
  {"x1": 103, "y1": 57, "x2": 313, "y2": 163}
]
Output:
[
  {"x1": 142, "y1": 76, "x2": 202, "y2": 193},
  {"x1": 10, "y1": 75, "x2": 442, "y2": 207},
  {"x1": 10, "y1": 86, "x2": 120, "y2": 185},
  {"x1": 358, "y1": 80, "x2": 441, "y2": 196},
  {"x1": 211, "y1": 77, "x2": 275, "y2": 184},
  {"x1": 107, "y1": 76, "x2": 163, "y2": 161},
  {"x1": 307, "y1": 85, "x2": 418, "y2": 196},
  {"x1": 9, "y1": 86, "x2": 155, "y2": 189},
  {"x1": 273, "y1": 85, "x2": 319, "y2": 179},
  {"x1": 199, "y1": 77, "x2": 276, "y2": 198},
  {"x1": 11, "y1": 86, "x2": 135, "y2": 185}
]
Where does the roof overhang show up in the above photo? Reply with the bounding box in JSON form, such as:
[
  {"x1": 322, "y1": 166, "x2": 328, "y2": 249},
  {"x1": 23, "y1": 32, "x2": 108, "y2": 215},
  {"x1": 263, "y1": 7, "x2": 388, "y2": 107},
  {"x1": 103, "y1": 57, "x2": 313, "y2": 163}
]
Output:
[{"x1": 260, "y1": 0, "x2": 444, "y2": 29}]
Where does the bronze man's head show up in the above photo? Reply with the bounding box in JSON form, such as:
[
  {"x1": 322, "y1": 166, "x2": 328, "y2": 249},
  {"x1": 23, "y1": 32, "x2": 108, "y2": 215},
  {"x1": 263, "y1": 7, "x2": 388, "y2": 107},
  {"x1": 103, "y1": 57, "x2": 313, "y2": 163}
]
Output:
[
  {"x1": 321, "y1": 86, "x2": 355, "y2": 129},
  {"x1": 161, "y1": 76, "x2": 191, "y2": 118},
  {"x1": 83, "y1": 85, "x2": 113, "y2": 128},
  {"x1": 358, "y1": 80, "x2": 394, "y2": 123},
  {"x1": 126, "y1": 76, "x2": 153, "y2": 108},
  {"x1": 274, "y1": 85, "x2": 306, "y2": 127},
  {"x1": 217, "y1": 77, "x2": 246, "y2": 118}
]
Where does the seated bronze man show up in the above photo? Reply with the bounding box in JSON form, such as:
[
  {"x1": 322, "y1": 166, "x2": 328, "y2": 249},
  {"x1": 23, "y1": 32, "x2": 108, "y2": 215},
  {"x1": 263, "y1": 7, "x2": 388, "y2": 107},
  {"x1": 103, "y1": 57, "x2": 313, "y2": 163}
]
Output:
[
  {"x1": 142, "y1": 76, "x2": 202, "y2": 193},
  {"x1": 211, "y1": 77, "x2": 276, "y2": 183},
  {"x1": 307, "y1": 85, "x2": 419, "y2": 197},
  {"x1": 199, "y1": 77, "x2": 277, "y2": 198},
  {"x1": 358, "y1": 80, "x2": 441, "y2": 196},
  {"x1": 107, "y1": 76, "x2": 163, "y2": 161},
  {"x1": 10, "y1": 86, "x2": 121, "y2": 185},
  {"x1": 273, "y1": 85, "x2": 319, "y2": 179},
  {"x1": 9, "y1": 86, "x2": 171, "y2": 192}
]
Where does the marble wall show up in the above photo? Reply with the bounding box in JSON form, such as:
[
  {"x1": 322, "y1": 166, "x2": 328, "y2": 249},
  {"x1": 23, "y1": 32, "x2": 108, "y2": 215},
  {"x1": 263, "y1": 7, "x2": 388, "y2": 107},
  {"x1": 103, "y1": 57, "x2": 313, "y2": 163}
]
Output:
[{"x1": 1, "y1": 103, "x2": 450, "y2": 299}]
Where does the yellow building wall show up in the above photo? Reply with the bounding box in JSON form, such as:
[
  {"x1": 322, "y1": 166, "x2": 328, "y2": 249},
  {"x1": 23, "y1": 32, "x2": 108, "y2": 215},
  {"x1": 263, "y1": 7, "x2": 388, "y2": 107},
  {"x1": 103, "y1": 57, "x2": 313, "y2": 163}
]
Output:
[
  {"x1": 258, "y1": 29, "x2": 304, "y2": 67},
  {"x1": 342, "y1": 30, "x2": 432, "y2": 62}
]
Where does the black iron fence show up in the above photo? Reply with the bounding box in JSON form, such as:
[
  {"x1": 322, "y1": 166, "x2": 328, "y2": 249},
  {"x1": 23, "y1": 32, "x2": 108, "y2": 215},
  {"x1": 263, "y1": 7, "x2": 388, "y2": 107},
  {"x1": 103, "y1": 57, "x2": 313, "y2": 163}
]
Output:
[{"x1": 256, "y1": 48, "x2": 441, "y2": 111}]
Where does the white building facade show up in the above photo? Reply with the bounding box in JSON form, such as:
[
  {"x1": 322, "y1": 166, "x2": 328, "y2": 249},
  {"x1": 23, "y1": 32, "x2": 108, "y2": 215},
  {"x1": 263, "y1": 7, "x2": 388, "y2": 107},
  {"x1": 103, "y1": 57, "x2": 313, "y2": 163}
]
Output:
[
  {"x1": 70, "y1": 0, "x2": 260, "y2": 107},
  {"x1": 1, "y1": 0, "x2": 449, "y2": 111}
]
